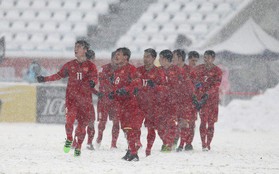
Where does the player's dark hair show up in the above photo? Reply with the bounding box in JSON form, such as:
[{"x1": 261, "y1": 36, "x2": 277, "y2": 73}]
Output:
[
  {"x1": 86, "y1": 49, "x2": 95, "y2": 60},
  {"x1": 204, "y1": 50, "x2": 215, "y2": 58},
  {"x1": 111, "y1": 51, "x2": 116, "y2": 59},
  {"x1": 75, "y1": 40, "x2": 90, "y2": 50},
  {"x1": 116, "y1": 47, "x2": 131, "y2": 60},
  {"x1": 173, "y1": 49, "x2": 186, "y2": 62},
  {"x1": 159, "y1": 49, "x2": 173, "y2": 62},
  {"x1": 144, "y1": 48, "x2": 157, "y2": 58},
  {"x1": 188, "y1": 51, "x2": 200, "y2": 59}
]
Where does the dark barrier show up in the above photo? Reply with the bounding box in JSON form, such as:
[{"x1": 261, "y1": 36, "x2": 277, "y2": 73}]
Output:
[{"x1": 36, "y1": 85, "x2": 66, "y2": 124}]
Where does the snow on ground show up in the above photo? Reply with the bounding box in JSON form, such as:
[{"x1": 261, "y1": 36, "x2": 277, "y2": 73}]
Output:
[{"x1": 1, "y1": 85, "x2": 279, "y2": 174}]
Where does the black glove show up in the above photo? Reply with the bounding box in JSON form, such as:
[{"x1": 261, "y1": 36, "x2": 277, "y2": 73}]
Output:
[
  {"x1": 37, "y1": 76, "x2": 45, "y2": 83},
  {"x1": 195, "y1": 82, "x2": 202, "y2": 89},
  {"x1": 109, "y1": 75, "x2": 114, "y2": 84},
  {"x1": 200, "y1": 93, "x2": 209, "y2": 106},
  {"x1": 133, "y1": 88, "x2": 139, "y2": 96},
  {"x1": 97, "y1": 92, "x2": 104, "y2": 98},
  {"x1": 89, "y1": 80, "x2": 95, "y2": 88},
  {"x1": 147, "y1": 80, "x2": 155, "y2": 88},
  {"x1": 116, "y1": 88, "x2": 128, "y2": 96},
  {"x1": 192, "y1": 95, "x2": 201, "y2": 110},
  {"x1": 86, "y1": 49, "x2": 95, "y2": 60},
  {"x1": 108, "y1": 92, "x2": 114, "y2": 100}
]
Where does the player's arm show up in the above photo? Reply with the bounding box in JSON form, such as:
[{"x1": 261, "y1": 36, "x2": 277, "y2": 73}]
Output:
[{"x1": 37, "y1": 63, "x2": 69, "y2": 83}]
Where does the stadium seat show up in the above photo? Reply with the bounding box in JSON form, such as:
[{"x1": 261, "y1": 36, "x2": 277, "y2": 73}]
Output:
[
  {"x1": 182, "y1": 3, "x2": 198, "y2": 13},
  {"x1": 36, "y1": 11, "x2": 52, "y2": 20},
  {"x1": 5, "y1": 10, "x2": 20, "y2": 20},
  {"x1": 199, "y1": 2, "x2": 215, "y2": 13},
  {"x1": 26, "y1": 21, "x2": 41, "y2": 31},
  {"x1": 171, "y1": 12, "x2": 187, "y2": 24},
  {"x1": 30, "y1": 0, "x2": 47, "y2": 9},
  {"x1": 11, "y1": 21, "x2": 27, "y2": 31},
  {"x1": 47, "y1": 0, "x2": 62, "y2": 9},
  {"x1": 144, "y1": 24, "x2": 160, "y2": 34},
  {"x1": 216, "y1": 3, "x2": 231, "y2": 14},
  {"x1": 188, "y1": 13, "x2": 203, "y2": 23},
  {"x1": 83, "y1": 12, "x2": 98, "y2": 25},
  {"x1": 62, "y1": 0, "x2": 78, "y2": 10},
  {"x1": 150, "y1": 35, "x2": 165, "y2": 45},
  {"x1": 45, "y1": 33, "x2": 61, "y2": 44},
  {"x1": 56, "y1": 22, "x2": 72, "y2": 33},
  {"x1": 193, "y1": 24, "x2": 208, "y2": 35},
  {"x1": 78, "y1": 0, "x2": 94, "y2": 10},
  {"x1": 1, "y1": 21, "x2": 11, "y2": 31},
  {"x1": 14, "y1": 32, "x2": 30, "y2": 43},
  {"x1": 147, "y1": 3, "x2": 165, "y2": 13},
  {"x1": 0, "y1": 1, "x2": 14, "y2": 10},
  {"x1": 41, "y1": 21, "x2": 57, "y2": 32},
  {"x1": 52, "y1": 11, "x2": 67, "y2": 21},
  {"x1": 94, "y1": 2, "x2": 109, "y2": 15},
  {"x1": 67, "y1": 11, "x2": 84, "y2": 22},
  {"x1": 138, "y1": 12, "x2": 155, "y2": 24},
  {"x1": 2, "y1": 32, "x2": 14, "y2": 42},
  {"x1": 177, "y1": 24, "x2": 192, "y2": 34},
  {"x1": 155, "y1": 13, "x2": 171, "y2": 24},
  {"x1": 21, "y1": 10, "x2": 36, "y2": 20},
  {"x1": 72, "y1": 23, "x2": 87, "y2": 36},
  {"x1": 15, "y1": 0, "x2": 31, "y2": 9},
  {"x1": 204, "y1": 13, "x2": 220, "y2": 23},
  {"x1": 160, "y1": 23, "x2": 177, "y2": 34},
  {"x1": 30, "y1": 33, "x2": 45, "y2": 43},
  {"x1": 164, "y1": 3, "x2": 181, "y2": 13},
  {"x1": 61, "y1": 33, "x2": 76, "y2": 45}
]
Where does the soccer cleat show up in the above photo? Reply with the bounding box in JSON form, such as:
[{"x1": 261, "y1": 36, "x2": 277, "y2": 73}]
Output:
[
  {"x1": 64, "y1": 139, "x2": 72, "y2": 153},
  {"x1": 74, "y1": 148, "x2": 81, "y2": 157},
  {"x1": 122, "y1": 150, "x2": 131, "y2": 160},
  {"x1": 127, "y1": 154, "x2": 139, "y2": 162},
  {"x1": 160, "y1": 144, "x2": 166, "y2": 151},
  {"x1": 185, "y1": 144, "x2": 193, "y2": 151},
  {"x1": 176, "y1": 146, "x2": 183, "y2": 152},
  {"x1": 161, "y1": 145, "x2": 172, "y2": 152},
  {"x1": 202, "y1": 147, "x2": 209, "y2": 151},
  {"x1": 86, "y1": 144, "x2": 95, "y2": 150}
]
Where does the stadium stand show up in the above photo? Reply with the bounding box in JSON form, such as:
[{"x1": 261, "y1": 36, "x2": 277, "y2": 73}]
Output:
[{"x1": 0, "y1": 0, "x2": 119, "y2": 56}]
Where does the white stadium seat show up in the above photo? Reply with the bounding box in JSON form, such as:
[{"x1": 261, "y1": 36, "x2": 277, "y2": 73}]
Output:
[
  {"x1": 26, "y1": 21, "x2": 42, "y2": 31},
  {"x1": 147, "y1": 3, "x2": 165, "y2": 13},
  {"x1": 11, "y1": 21, "x2": 27, "y2": 31},
  {"x1": 199, "y1": 2, "x2": 215, "y2": 13},
  {"x1": 188, "y1": 13, "x2": 203, "y2": 23},
  {"x1": 63, "y1": 0, "x2": 78, "y2": 10},
  {"x1": 193, "y1": 24, "x2": 208, "y2": 35},
  {"x1": 47, "y1": 0, "x2": 62, "y2": 9},
  {"x1": 94, "y1": 2, "x2": 109, "y2": 15},
  {"x1": 21, "y1": 10, "x2": 36, "y2": 20},
  {"x1": 183, "y1": 3, "x2": 198, "y2": 13},
  {"x1": 2, "y1": 32, "x2": 14, "y2": 42},
  {"x1": 138, "y1": 12, "x2": 155, "y2": 24},
  {"x1": 15, "y1": 0, "x2": 31, "y2": 9},
  {"x1": 30, "y1": 33, "x2": 45, "y2": 43},
  {"x1": 1, "y1": 1, "x2": 14, "y2": 9},
  {"x1": 216, "y1": 3, "x2": 231, "y2": 14},
  {"x1": 72, "y1": 23, "x2": 87, "y2": 36},
  {"x1": 14, "y1": 32, "x2": 30, "y2": 43},
  {"x1": 171, "y1": 12, "x2": 187, "y2": 24},
  {"x1": 1, "y1": 21, "x2": 11, "y2": 31},
  {"x1": 52, "y1": 11, "x2": 67, "y2": 21},
  {"x1": 41, "y1": 21, "x2": 57, "y2": 32},
  {"x1": 45, "y1": 33, "x2": 61, "y2": 44},
  {"x1": 56, "y1": 22, "x2": 72, "y2": 33},
  {"x1": 30, "y1": 0, "x2": 47, "y2": 9},
  {"x1": 5, "y1": 10, "x2": 20, "y2": 20},
  {"x1": 36, "y1": 11, "x2": 52, "y2": 20},
  {"x1": 177, "y1": 24, "x2": 192, "y2": 34},
  {"x1": 83, "y1": 12, "x2": 98, "y2": 25},
  {"x1": 155, "y1": 13, "x2": 171, "y2": 24},
  {"x1": 165, "y1": 3, "x2": 181, "y2": 13},
  {"x1": 160, "y1": 23, "x2": 177, "y2": 34},
  {"x1": 78, "y1": 0, "x2": 94, "y2": 10},
  {"x1": 67, "y1": 11, "x2": 84, "y2": 22},
  {"x1": 144, "y1": 24, "x2": 160, "y2": 34},
  {"x1": 204, "y1": 13, "x2": 220, "y2": 23}
]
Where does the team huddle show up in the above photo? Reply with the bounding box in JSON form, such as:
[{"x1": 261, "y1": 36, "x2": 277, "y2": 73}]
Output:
[{"x1": 37, "y1": 40, "x2": 222, "y2": 161}]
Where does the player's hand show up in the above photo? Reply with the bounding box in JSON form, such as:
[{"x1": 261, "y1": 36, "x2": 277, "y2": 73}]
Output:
[
  {"x1": 108, "y1": 92, "x2": 114, "y2": 100},
  {"x1": 200, "y1": 93, "x2": 209, "y2": 106},
  {"x1": 147, "y1": 80, "x2": 155, "y2": 88},
  {"x1": 116, "y1": 88, "x2": 128, "y2": 96},
  {"x1": 97, "y1": 92, "x2": 104, "y2": 98},
  {"x1": 37, "y1": 76, "x2": 45, "y2": 83},
  {"x1": 89, "y1": 80, "x2": 95, "y2": 88},
  {"x1": 195, "y1": 82, "x2": 202, "y2": 89},
  {"x1": 192, "y1": 95, "x2": 201, "y2": 110}
]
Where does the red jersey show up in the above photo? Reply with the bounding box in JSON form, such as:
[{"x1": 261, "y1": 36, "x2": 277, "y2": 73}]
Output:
[
  {"x1": 99, "y1": 63, "x2": 114, "y2": 95},
  {"x1": 136, "y1": 65, "x2": 166, "y2": 111},
  {"x1": 44, "y1": 59, "x2": 98, "y2": 99},
  {"x1": 191, "y1": 64, "x2": 222, "y2": 100},
  {"x1": 111, "y1": 63, "x2": 142, "y2": 129}
]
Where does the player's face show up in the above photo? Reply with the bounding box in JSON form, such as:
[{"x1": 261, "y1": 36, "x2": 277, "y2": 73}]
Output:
[
  {"x1": 114, "y1": 51, "x2": 126, "y2": 67},
  {"x1": 111, "y1": 54, "x2": 118, "y2": 69},
  {"x1": 204, "y1": 54, "x2": 214, "y2": 66},
  {"x1": 172, "y1": 53, "x2": 180, "y2": 65},
  {"x1": 74, "y1": 43, "x2": 87, "y2": 61},
  {"x1": 188, "y1": 57, "x2": 198, "y2": 67},
  {"x1": 143, "y1": 52, "x2": 155, "y2": 67},
  {"x1": 159, "y1": 55, "x2": 166, "y2": 67}
]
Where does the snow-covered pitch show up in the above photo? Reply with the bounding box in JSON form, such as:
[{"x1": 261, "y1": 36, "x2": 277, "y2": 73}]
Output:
[{"x1": 1, "y1": 85, "x2": 279, "y2": 174}]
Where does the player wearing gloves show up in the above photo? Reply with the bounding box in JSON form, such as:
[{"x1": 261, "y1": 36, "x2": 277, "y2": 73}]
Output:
[
  {"x1": 191, "y1": 50, "x2": 222, "y2": 151},
  {"x1": 157, "y1": 50, "x2": 181, "y2": 152},
  {"x1": 172, "y1": 49, "x2": 196, "y2": 152},
  {"x1": 136, "y1": 48, "x2": 167, "y2": 156},
  {"x1": 109, "y1": 47, "x2": 143, "y2": 161},
  {"x1": 95, "y1": 51, "x2": 120, "y2": 149},
  {"x1": 37, "y1": 40, "x2": 98, "y2": 157}
]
